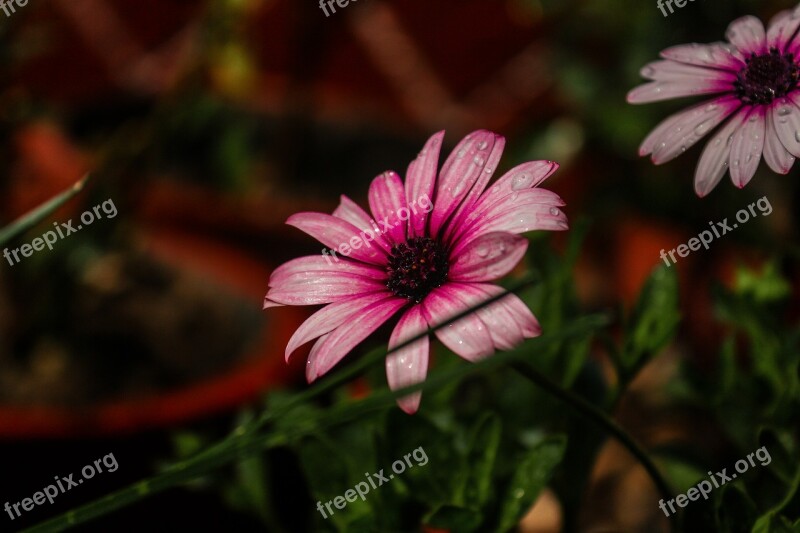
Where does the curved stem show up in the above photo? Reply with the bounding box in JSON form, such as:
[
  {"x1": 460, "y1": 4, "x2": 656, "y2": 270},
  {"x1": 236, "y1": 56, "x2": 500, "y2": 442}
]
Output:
[{"x1": 510, "y1": 362, "x2": 679, "y2": 533}]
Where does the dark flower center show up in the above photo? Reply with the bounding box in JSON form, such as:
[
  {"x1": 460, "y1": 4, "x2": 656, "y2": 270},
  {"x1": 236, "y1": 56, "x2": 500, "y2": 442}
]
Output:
[
  {"x1": 734, "y1": 48, "x2": 800, "y2": 105},
  {"x1": 386, "y1": 237, "x2": 449, "y2": 303}
]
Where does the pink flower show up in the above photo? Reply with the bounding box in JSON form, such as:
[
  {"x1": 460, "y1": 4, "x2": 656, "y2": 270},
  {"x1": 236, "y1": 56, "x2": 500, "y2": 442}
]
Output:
[
  {"x1": 263, "y1": 130, "x2": 568, "y2": 413},
  {"x1": 628, "y1": 7, "x2": 800, "y2": 196}
]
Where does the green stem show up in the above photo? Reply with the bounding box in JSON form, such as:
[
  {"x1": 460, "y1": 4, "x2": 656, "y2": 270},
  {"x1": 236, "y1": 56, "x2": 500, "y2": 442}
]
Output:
[{"x1": 511, "y1": 362, "x2": 679, "y2": 532}]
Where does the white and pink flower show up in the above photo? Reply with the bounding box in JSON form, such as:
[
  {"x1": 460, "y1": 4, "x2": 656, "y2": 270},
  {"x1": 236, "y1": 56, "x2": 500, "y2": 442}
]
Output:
[
  {"x1": 263, "y1": 130, "x2": 567, "y2": 413},
  {"x1": 629, "y1": 6, "x2": 800, "y2": 196}
]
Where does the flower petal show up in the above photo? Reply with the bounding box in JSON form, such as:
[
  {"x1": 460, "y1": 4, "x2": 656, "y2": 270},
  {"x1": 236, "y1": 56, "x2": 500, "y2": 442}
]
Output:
[
  {"x1": 771, "y1": 95, "x2": 800, "y2": 157},
  {"x1": 453, "y1": 187, "x2": 566, "y2": 246},
  {"x1": 726, "y1": 15, "x2": 767, "y2": 56},
  {"x1": 421, "y1": 285, "x2": 494, "y2": 362},
  {"x1": 429, "y1": 130, "x2": 498, "y2": 238},
  {"x1": 763, "y1": 108, "x2": 796, "y2": 174},
  {"x1": 650, "y1": 96, "x2": 740, "y2": 164},
  {"x1": 306, "y1": 296, "x2": 407, "y2": 382},
  {"x1": 767, "y1": 8, "x2": 800, "y2": 51},
  {"x1": 454, "y1": 189, "x2": 567, "y2": 249},
  {"x1": 639, "y1": 60, "x2": 737, "y2": 83},
  {"x1": 640, "y1": 96, "x2": 741, "y2": 157},
  {"x1": 332, "y1": 195, "x2": 392, "y2": 253},
  {"x1": 456, "y1": 283, "x2": 541, "y2": 349},
  {"x1": 470, "y1": 283, "x2": 541, "y2": 336},
  {"x1": 386, "y1": 306, "x2": 429, "y2": 414},
  {"x1": 626, "y1": 79, "x2": 730, "y2": 104},
  {"x1": 694, "y1": 107, "x2": 749, "y2": 197},
  {"x1": 285, "y1": 292, "x2": 393, "y2": 361},
  {"x1": 486, "y1": 160, "x2": 559, "y2": 194},
  {"x1": 659, "y1": 42, "x2": 744, "y2": 71},
  {"x1": 368, "y1": 171, "x2": 408, "y2": 245},
  {"x1": 449, "y1": 232, "x2": 528, "y2": 282},
  {"x1": 729, "y1": 108, "x2": 765, "y2": 188},
  {"x1": 266, "y1": 273, "x2": 386, "y2": 306},
  {"x1": 268, "y1": 255, "x2": 386, "y2": 287},
  {"x1": 406, "y1": 131, "x2": 444, "y2": 238},
  {"x1": 443, "y1": 134, "x2": 506, "y2": 242},
  {"x1": 450, "y1": 161, "x2": 559, "y2": 244},
  {"x1": 287, "y1": 212, "x2": 388, "y2": 265}
]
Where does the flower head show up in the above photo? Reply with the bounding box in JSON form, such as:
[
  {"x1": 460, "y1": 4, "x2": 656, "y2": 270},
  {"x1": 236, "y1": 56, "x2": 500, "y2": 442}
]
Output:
[
  {"x1": 628, "y1": 7, "x2": 800, "y2": 196},
  {"x1": 263, "y1": 130, "x2": 568, "y2": 413}
]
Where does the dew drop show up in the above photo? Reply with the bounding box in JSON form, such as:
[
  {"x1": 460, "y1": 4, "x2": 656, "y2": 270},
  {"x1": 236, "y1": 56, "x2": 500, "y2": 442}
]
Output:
[
  {"x1": 475, "y1": 243, "x2": 490, "y2": 257},
  {"x1": 510, "y1": 192, "x2": 519, "y2": 201},
  {"x1": 485, "y1": 166, "x2": 494, "y2": 174},
  {"x1": 477, "y1": 141, "x2": 488, "y2": 150},
  {"x1": 794, "y1": 130, "x2": 800, "y2": 143},
  {"x1": 778, "y1": 106, "x2": 792, "y2": 116},
  {"x1": 473, "y1": 155, "x2": 485, "y2": 166},
  {"x1": 705, "y1": 103, "x2": 718, "y2": 112},
  {"x1": 457, "y1": 149, "x2": 466, "y2": 158},
  {"x1": 511, "y1": 173, "x2": 533, "y2": 190},
  {"x1": 491, "y1": 185, "x2": 500, "y2": 194},
  {"x1": 549, "y1": 207, "x2": 560, "y2": 216},
  {"x1": 642, "y1": 66, "x2": 656, "y2": 77}
]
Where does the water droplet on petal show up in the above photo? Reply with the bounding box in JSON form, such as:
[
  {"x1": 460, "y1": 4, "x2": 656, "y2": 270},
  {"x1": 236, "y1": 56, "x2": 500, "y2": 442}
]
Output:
[
  {"x1": 477, "y1": 141, "x2": 488, "y2": 150},
  {"x1": 457, "y1": 149, "x2": 466, "y2": 158},
  {"x1": 473, "y1": 155, "x2": 485, "y2": 166},
  {"x1": 491, "y1": 185, "x2": 500, "y2": 194},
  {"x1": 511, "y1": 173, "x2": 533, "y2": 190},
  {"x1": 794, "y1": 130, "x2": 800, "y2": 143},
  {"x1": 778, "y1": 106, "x2": 792, "y2": 116},
  {"x1": 549, "y1": 207, "x2": 560, "y2": 216},
  {"x1": 475, "y1": 243, "x2": 490, "y2": 257}
]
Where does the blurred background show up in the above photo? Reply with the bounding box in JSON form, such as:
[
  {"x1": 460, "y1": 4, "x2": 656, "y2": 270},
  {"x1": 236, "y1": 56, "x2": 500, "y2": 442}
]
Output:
[{"x1": 0, "y1": 0, "x2": 798, "y2": 531}]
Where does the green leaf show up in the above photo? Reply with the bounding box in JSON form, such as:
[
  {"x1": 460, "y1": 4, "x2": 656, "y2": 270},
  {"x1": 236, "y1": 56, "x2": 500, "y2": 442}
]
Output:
[
  {"x1": 235, "y1": 453, "x2": 270, "y2": 523},
  {"x1": 734, "y1": 261, "x2": 791, "y2": 304},
  {"x1": 424, "y1": 505, "x2": 483, "y2": 532},
  {"x1": 752, "y1": 513, "x2": 796, "y2": 533},
  {"x1": 0, "y1": 174, "x2": 89, "y2": 247},
  {"x1": 171, "y1": 431, "x2": 208, "y2": 459},
  {"x1": 464, "y1": 413, "x2": 502, "y2": 508},
  {"x1": 716, "y1": 484, "x2": 758, "y2": 533},
  {"x1": 621, "y1": 265, "x2": 680, "y2": 376},
  {"x1": 497, "y1": 435, "x2": 567, "y2": 532},
  {"x1": 296, "y1": 437, "x2": 363, "y2": 530}
]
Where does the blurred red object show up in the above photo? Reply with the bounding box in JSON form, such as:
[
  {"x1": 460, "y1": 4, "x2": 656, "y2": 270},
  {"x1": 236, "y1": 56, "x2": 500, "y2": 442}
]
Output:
[{"x1": 4, "y1": 121, "x2": 90, "y2": 221}]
